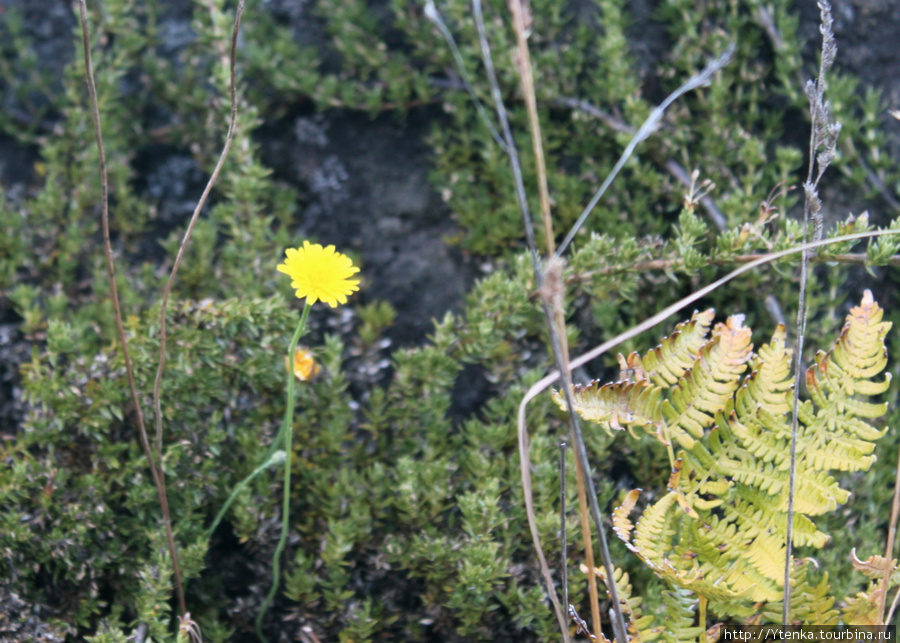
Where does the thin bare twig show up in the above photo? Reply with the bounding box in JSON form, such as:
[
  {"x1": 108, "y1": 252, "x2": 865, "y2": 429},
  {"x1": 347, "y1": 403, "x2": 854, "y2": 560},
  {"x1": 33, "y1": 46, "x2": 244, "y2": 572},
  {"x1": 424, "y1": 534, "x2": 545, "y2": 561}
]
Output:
[
  {"x1": 884, "y1": 572, "x2": 900, "y2": 625},
  {"x1": 505, "y1": 0, "x2": 609, "y2": 637},
  {"x1": 76, "y1": 0, "x2": 188, "y2": 617},
  {"x1": 424, "y1": 1, "x2": 508, "y2": 152},
  {"x1": 555, "y1": 43, "x2": 735, "y2": 258},
  {"x1": 555, "y1": 95, "x2": 800, "y2": 333},
  {"x1": 507, "y1": 0, "x2": 554, "y2": 256},
  {"x1": 573, "y1": 451, "x2": 604, "y2": 642},
  {"x1": 153, "y1": 0, "x2": 245, "y2": 460},
  {"x1": 551, "y1": 97, "x2": 633, "y2": 136},
  {"x1": 568, "y1": 251, "x2": 900, "y2": 283},
  {"x1": 548, "y1": 256, "x2": 606, "y2": 640},
  {"x1": 559, "y1": 440, "x2": 568, "y2": 612},
  {"x1": 881, "y1": 443, "x2": 900, "y2": 625},
  {"x1": 472, "y1": 0, "x2": 629, "y2": 637},
  {"x1": 663, "y1": 160, "x2": 729, "y2": 232},
  {"x1": 557, "y1": 96, "x2": 814, "y2": 336},
  {"x1": 469, "y1": 2, "x2": 570, "y2": 637},
  {"x1": 471, "y1": 0, "x2": 539, "y2": 272},
  {"x1": 785, "y1": 1, "x2": 839, "y2": 625},
  {"x1": 887, "y1": 587, "x2": 900, "y2": 630},
  {"x1": 476, "y1": 1, "x2": 634, "y2": 639},
  {"x1": 552, "y1": 97, "x2": 729, "y2": 232}
]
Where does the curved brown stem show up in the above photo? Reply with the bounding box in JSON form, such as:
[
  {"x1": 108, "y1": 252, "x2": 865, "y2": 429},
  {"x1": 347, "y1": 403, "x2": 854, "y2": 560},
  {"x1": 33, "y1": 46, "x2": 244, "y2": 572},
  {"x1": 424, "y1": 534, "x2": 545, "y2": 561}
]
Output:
[
  {"x1": 152, "y1": 0, "x2": 245, "y2": 461},
  {"x1": 75, "y1": 0, "x2": 188, "y2": 616}
]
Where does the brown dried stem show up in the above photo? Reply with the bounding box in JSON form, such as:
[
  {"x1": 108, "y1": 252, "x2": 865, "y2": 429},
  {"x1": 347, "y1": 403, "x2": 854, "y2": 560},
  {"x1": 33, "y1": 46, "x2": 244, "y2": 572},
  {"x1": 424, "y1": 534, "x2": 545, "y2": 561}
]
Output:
[
  {"x1": 152, "y1": 0, "x2": 245, "y2": 461},
  {"x1": 507, "y1": 0, "x2": 554, "y2": 256},
  {"x1": 75, "y1": 0, "x2": 187, "y2": 616},
  {"x1": 470, "y1": 1, "x2": 571, "y2": 635},
  {"x1": 880, "y1": 439, "x2": 900, "y2": 623},
  {"x1": 506, "y1": 0, "x2": 608, "y2": 636}
]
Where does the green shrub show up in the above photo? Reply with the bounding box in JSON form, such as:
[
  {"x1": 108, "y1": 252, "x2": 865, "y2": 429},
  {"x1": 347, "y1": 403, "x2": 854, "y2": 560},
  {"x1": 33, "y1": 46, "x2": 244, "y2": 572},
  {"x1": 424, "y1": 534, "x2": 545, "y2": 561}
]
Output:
[{"x1": 2, "y1": 0, "x2": 900, "y2": 640}]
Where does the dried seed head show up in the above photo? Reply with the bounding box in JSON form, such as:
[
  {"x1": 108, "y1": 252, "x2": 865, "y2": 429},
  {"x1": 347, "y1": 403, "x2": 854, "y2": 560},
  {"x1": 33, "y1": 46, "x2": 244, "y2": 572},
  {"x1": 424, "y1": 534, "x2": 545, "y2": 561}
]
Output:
[{"x1": 538, "y1": 256, "x2": 566, "y2": 311}]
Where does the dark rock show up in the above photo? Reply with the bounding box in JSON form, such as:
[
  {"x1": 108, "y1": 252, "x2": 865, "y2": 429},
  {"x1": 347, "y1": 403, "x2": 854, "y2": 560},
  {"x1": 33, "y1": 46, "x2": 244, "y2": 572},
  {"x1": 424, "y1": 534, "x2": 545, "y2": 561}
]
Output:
[
  {"x1": 0, "y1": 583, "x2": 70, "y2": 643},
  {"x1": 258, "y1": 107, "x2": 477, "y2": 344}
]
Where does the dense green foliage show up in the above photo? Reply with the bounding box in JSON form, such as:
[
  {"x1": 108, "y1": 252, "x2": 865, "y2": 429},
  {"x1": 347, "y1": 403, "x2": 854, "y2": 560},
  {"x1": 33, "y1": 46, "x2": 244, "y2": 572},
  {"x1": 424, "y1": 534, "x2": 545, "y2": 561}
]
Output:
[{"x1": 2, "y1": 0, "x2": 900, "y2": 640}]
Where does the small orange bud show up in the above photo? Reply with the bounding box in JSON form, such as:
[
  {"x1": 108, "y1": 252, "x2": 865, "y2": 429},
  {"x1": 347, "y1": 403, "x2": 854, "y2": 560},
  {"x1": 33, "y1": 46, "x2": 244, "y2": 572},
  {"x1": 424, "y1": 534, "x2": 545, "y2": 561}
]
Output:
[{"x1": 286, "y1": 346, "x2": 319, "y2": 382}]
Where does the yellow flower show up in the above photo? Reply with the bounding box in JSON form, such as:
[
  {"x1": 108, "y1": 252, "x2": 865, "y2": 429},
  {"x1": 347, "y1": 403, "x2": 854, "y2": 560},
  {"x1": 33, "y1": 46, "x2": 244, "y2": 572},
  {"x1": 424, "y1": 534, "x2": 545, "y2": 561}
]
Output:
[{"x1": 277, "y1": 241, "x2": 360, "y2": 307}]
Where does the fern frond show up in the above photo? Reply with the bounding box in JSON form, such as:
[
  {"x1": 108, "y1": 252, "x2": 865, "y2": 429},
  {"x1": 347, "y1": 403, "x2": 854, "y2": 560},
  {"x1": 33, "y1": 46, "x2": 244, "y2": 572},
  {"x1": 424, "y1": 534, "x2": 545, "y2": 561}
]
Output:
[
  {"x1": 552, "y1": 379, "x2": 664, "y2": 437},
  {"x1": 742, "y1": 325, "x2": 794, "y2": 416},
  {"x1": 850, "y1": 549, "x2": 898, "y2": 581},
  {"x1": 661, "y1": 587, "x2": 703, "y2": 643},
  {"x1": 843, "y1": 590, "x2": 882, "y2": 626},
  {"x1": 758, "y1": 562, "x2": 838, "y2": 626},
  {"x1": 631, "y1": 491, "x2": 679, "y2": 563},
  {"x1": 800, "y1": 434, "x2": 876, "y2": 472},
  {"x1": 729, "y1": 325, "x2": 794, "y2": 453},
  {"x1": 641, "y1": 309, "x2": 716, "y2": 388},
  {"x1": 662, "y1": 315, "x2": 753, "y2": 448},
  {"x1": 591, "y1": 293, "x2": 891, "y2": 625},
  {"x1": 785, "y1": 468, "x2": 847, "y2": 515},
  {"x1": 726, "y1": 490, "x2": 828, "y2": 548},
  {"x1": 612, "y1": 489, "x2": 642, "y2": 543},
  {"x1": 680, "y1": 514, "x2": 782, "y2": 602},
  {"x1": 629, "y1": 491, "x2": 777, "y2": 603},
  {"x1": 831, "y1": 290, "x2": 891, "y2": 376},
  {"x1": 801, "y1": 290, "x2": 892, "y2": 474},
  {"x1": 584, "y1": 564, "x2": 663, "y2": 642},
  {"x1": 717, "y1": 447, "x2": 786, "y2": 495},
  {"x1": 739, "y1": 529, "x2": 786, "y2": 585}
]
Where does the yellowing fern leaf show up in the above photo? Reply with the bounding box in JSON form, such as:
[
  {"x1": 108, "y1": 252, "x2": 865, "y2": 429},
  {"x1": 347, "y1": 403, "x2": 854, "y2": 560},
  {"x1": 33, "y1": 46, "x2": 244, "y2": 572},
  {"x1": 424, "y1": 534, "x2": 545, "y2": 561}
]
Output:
[
  {"x1": 641, "y1": 309, "x2": 716, "y2": 387},
  {"x1": 850, "y1": 549, "x2": 897, "y2": 581},
  {"x1": 582, "y1": 565, "x2": 664, "y2": 642},
  {"x1": 613, "y1": 489, "x2": 642, "y2": 543},
  {"x1": 552, "y1": 380, "x2": 664, "y2": 437},
  {"x1": 843, "y1": 589, "x2": 884, "y2": 626},
  {"x1": 631, "y1": 491, "x2": 679, "y2": 563},
  {"x1": 801, "y1": 290, "x2": 892, "y2": 475},
  {"x1": 758, "y1": 563, "x2": 839, "y2": 626},
  {"x1": 662, "y1": 315, "x2": 753, "y2": 448},
  {"x1": 598, "y1": 292, "x2": 891, "y2": 618}
]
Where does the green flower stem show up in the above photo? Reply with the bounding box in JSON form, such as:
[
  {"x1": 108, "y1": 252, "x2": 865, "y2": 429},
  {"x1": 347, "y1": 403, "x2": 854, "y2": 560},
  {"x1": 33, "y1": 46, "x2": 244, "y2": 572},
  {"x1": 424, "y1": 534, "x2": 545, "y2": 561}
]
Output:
[
  {"x1": 206, "y1": 449, "x2": 286, "y2": 539},
  {"x1": 256, "y1": 300, "x2": 311, "y2": 643}
]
